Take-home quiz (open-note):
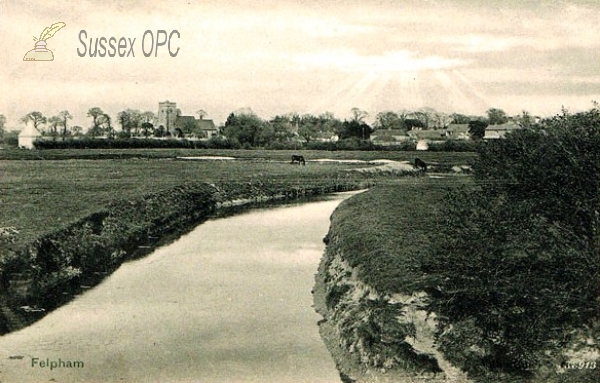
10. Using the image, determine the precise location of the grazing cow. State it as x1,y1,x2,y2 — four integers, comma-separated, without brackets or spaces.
291,155,306,165
414,158,427,171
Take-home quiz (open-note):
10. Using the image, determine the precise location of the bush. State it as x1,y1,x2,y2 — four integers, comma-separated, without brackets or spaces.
33,138,208,150
421,107,600,375
265,141,303,150
428,139,480,152
1,131,18,148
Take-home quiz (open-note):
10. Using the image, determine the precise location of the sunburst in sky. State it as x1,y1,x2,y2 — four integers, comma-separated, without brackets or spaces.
1,0,600,128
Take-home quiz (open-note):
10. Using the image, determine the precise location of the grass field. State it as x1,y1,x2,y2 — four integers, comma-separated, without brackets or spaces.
0,159,354,248
0,147,477,164
0,149,475,250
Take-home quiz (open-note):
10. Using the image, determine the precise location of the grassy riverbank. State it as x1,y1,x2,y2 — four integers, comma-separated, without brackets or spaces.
314,177,470,383
315,178,597,383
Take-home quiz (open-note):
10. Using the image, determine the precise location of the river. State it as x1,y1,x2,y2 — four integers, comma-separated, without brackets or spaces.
0,191,360,383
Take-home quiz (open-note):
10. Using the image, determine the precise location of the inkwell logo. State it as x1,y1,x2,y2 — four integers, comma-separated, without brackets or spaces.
23,22,66,61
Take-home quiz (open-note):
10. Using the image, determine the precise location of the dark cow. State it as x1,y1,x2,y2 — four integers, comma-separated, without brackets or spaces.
291,155,306,165
414,158,427,171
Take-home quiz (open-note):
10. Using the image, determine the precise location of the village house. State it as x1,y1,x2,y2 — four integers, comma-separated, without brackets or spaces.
18,123,41,149
484,122,521,140
444,124,470,140
370,129,410,145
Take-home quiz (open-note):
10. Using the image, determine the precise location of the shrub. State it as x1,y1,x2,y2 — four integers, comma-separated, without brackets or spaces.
421,107,600,375
428,140,480,152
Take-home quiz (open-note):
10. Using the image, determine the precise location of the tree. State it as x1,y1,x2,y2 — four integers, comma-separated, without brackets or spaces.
320,112,342,138
339,119,373,140
101,114,114,139
21,111,46,132
351,107,368,123
71,125,83,137
87,107,105,137
404,118,426,131
374,111,405,131
487,108,509,125
422,106,600,375
223,111,269,147
47,115,61,140
450,113,470,124
432,112,452,129
117,111,130,136
58,110,72,141
154,125,165,137
117,109,141,137
413,107,438,129
468,120,488,140
514,110,536,128
141,111,156,124
140,122,154,137
268,115,295,142
0,114,6,138
297,114,321,143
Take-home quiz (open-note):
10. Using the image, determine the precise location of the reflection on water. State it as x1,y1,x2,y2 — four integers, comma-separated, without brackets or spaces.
0,191,362,383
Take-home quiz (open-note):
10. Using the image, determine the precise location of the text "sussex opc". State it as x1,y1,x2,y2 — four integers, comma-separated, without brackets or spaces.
77,30,180,58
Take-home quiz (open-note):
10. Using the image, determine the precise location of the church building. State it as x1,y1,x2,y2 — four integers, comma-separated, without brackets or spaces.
157,101,218,139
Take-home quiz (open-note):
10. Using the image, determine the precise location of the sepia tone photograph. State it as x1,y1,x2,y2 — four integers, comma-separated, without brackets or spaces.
0,0,598,382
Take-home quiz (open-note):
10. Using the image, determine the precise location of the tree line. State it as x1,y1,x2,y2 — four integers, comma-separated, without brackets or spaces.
1,106,540,148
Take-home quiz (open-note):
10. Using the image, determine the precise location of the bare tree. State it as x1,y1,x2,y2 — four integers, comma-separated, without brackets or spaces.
87,107,105,137
351,107,368,122
59,110,72,140
20,111,46,132
0,114,6,138
101,114,114,139
47,115,61,140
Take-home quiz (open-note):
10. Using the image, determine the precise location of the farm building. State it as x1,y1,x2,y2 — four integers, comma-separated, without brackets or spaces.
416,139,429,151
370,129,409,145
18,124,41,149
484,122,521,139
408,129,447,140
444,124,470,139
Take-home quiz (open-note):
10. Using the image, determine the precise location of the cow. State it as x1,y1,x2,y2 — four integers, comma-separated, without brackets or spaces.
291,155,306,165
414,158,427,171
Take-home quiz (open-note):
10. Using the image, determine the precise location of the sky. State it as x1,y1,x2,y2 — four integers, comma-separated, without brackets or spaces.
1,0,599,129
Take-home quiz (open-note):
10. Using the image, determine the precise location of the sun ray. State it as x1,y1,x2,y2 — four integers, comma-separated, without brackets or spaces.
308,74,365,115
433,70,479,112
449,69,490,112
315,71,380,117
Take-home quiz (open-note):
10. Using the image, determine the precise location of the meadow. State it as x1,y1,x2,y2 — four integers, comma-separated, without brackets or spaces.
0,149,475,249
0,147,476,163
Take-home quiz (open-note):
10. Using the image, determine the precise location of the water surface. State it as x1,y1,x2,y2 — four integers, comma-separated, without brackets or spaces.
0,192,360,383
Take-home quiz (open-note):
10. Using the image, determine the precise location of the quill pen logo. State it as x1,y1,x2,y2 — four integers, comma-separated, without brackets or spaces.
23,22,66,61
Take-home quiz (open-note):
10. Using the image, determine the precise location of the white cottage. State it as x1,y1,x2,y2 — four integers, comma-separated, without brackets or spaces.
18,124,41,149
416,139,429,151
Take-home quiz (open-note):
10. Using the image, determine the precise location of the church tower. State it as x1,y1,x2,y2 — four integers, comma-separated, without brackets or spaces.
157,101,178,132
